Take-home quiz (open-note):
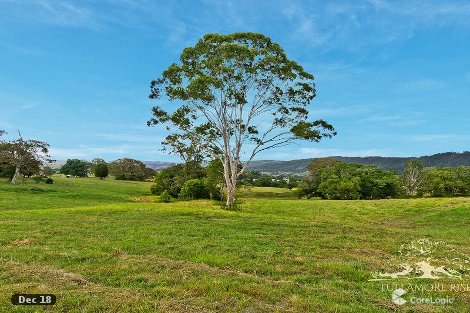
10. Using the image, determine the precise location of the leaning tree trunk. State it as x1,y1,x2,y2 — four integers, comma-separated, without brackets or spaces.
10,166,20,185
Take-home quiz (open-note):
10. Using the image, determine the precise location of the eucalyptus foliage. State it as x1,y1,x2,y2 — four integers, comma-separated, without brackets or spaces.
148,33,335,207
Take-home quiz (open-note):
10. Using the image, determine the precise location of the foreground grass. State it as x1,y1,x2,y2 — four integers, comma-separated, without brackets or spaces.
0,177,469,312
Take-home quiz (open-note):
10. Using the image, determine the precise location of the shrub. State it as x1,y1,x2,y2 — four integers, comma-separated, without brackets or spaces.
207,185,222,201
45,177,54,184
32,176,44,183
159,190,172,203
150,184,161,195
179,179,209,199
151,164,185,197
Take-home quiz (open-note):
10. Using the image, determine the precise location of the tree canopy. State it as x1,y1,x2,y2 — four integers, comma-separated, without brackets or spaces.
94,163,109,180
403,159,424,196
109,158,154,181
89,158,107,175
148,32,335,207
0,131,52,184
297,160,403,200
60,159,90,177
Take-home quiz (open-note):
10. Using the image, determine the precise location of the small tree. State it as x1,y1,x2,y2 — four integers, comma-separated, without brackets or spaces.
403,159,424,196
60,159,90,177
94,163,109,180
148,32,335,208
109,158,152,181
89,158,106,175
0,131,52,184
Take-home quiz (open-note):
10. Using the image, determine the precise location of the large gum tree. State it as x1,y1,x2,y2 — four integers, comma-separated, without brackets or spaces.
148,33,336,208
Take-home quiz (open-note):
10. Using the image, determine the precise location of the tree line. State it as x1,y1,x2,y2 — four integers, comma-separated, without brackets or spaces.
296,158,470,199
150,159,303,202
0,131,156,183
58,158,155,181
151,160,223,201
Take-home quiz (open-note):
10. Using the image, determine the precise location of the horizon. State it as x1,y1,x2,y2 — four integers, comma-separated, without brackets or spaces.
47,150,469,164
1,1,469,161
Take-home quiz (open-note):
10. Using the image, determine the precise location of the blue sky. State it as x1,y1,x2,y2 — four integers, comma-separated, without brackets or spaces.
0,0,469,162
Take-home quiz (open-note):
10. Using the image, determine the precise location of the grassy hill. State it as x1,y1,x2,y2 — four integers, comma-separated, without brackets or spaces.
0,178,469,312
246,151,470,174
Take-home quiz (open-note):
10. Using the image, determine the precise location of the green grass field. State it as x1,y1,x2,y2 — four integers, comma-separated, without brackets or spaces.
1,177,469,312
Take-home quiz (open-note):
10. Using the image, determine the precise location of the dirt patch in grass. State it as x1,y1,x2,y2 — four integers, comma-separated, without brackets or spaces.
130,196,156,203
118,252,292,286
7,260,93,287
3,260,158,311
11,237,36,246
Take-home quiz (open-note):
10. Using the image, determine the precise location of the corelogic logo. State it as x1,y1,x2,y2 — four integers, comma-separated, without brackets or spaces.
391,288,454,306
370,238,470,281
392,288,407,305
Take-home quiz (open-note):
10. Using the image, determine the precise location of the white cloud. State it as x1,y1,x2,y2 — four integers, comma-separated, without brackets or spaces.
0,30,44,55
312,104,372,118
95,134,163,144
3,0,470,53
0,0,100,29
280,2,341,48
368,0,470,23
397,79,448,92
276,0,470,52
0,91,42,124
362,112,426,126
49,143,167,161
49,148,89,159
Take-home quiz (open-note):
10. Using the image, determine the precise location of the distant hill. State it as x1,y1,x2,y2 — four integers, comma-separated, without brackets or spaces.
48,152,470,174
245,152,470,174
142,161,174,170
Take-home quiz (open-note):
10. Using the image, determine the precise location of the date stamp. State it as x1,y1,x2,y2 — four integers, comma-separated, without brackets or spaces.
11,294,56,305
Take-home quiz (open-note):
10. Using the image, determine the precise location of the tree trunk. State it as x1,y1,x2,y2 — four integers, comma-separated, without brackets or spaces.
11,166,20,184
225,179,236,208
225,158,239,209
225,187,235,209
